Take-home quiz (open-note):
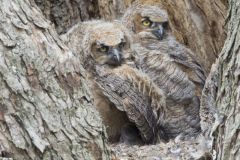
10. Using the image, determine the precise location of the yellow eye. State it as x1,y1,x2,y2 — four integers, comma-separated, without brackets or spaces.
99,46,108,52
142,20,151,26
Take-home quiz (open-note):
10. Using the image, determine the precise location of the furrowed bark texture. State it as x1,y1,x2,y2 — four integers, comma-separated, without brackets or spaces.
34,0,100,34
34,0,133,34
200,0,240,159
0,0,110,159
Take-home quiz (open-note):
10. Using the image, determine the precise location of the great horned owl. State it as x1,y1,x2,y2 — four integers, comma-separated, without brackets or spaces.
63,20,166,143
121,4,206,140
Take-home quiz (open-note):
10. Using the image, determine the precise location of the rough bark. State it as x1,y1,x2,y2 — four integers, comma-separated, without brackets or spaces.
34,0,100,34
0,0,110,159
200,0,240,159
34,0,135,34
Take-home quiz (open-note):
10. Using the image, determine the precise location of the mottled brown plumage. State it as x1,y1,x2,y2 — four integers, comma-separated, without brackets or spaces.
122,4,206,140
63,20,166,143
96,64,166,142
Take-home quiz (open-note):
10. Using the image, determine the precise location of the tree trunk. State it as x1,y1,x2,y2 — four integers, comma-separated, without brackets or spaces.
34,0,100,34
200,0,240,159
0,0,110,159
34,0,133,34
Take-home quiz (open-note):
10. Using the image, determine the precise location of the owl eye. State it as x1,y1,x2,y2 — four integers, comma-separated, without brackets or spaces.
142,19,152,27
99,46,109,52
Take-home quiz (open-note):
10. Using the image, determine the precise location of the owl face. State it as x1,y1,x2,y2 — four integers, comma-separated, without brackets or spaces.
91,36,128,66
83,22,132,67
132,6,169,40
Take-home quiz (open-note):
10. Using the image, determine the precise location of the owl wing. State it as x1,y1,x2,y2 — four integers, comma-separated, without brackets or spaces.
168,47,206,88
144,36,206,88
135,49,195,103
133,49,202,138
95,65,166,143
135,47,202,138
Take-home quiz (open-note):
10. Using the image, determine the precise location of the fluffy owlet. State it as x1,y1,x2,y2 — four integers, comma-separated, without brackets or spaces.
121,4,206,140
63,20,166,143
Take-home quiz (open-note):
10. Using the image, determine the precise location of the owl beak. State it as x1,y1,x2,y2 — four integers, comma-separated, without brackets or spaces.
108,48,122,66
152,24,164,40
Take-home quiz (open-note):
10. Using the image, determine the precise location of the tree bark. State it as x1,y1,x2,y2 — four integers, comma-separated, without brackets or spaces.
34,0,100,34
0,0,110,159
200,0,240,159
34,0,133,34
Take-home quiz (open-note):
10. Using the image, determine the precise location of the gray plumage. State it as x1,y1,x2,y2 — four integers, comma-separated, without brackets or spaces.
122,4,206,140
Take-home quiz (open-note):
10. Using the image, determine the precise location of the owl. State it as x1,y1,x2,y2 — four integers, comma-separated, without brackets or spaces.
63,20,166,143
121,4,207,140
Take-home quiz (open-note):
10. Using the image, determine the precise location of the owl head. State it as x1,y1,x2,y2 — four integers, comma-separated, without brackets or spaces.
122,5,169,40
82,21,134,69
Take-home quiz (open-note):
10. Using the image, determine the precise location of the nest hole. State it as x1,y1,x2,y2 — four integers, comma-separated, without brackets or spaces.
106,105,143,145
